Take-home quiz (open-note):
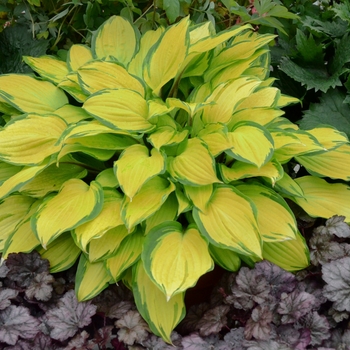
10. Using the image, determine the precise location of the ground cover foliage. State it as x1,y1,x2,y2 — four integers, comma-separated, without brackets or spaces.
0,216,350,349
1,0,350,348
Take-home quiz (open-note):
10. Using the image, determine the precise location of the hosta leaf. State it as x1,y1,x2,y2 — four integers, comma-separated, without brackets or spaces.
31,179,104,248
54,105,91,124
167,138,220,186
0,158,53,200
23,56,69,84
128,27,164,78
57,143,115,162
2,215,40,260
67,44,93,71
92,15,137,66
143,16,190,95
189,24,251,54
184,184,213,213
0,74,68,113
114,145,165,200
271,172,304,198
83,89,153,133
106,228,144,282
95,168,119,188
227,122,274,168
147,126,189,151
236,183,297,242
75,254,111,301
87,225,130,262
200,78,260,125
144,193,178,234
72,188,123,252
132,260,185,343
262,231,310,271
0,305,40,345
142,222,213,299
58,73,88,102
296,144,350,181
193,185,262,258
0,194,35,250
290,176,350,221
20,163,87,198
236,87,280,109
78,60,145,96
306,127,348,150
209,244,241,272
230,108,283,127
0,114,67,165
0,162,21,183
46,289,97,341
219,160,283,184
37,232,81,273
121,176,176,231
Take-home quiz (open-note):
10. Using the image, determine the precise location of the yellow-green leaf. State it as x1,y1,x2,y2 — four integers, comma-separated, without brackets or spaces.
23,56,69,84
83,89,153,133
227,122,274,168
87,225,130,262
219,160,283,184
263,231,309,271
143,17,190,95
209,244,241,272
144,193,178,234
270,171,304,198
142,222,213,300
37,232,81,273
184,184,213,213
0,158,53,200
230,108,283,127
290,176,350,221
31,179,104,248
296,144,350,181
67,44,93,71
0,194,36,250
95,168,119,188
0,74,68,113
132,260,185,343
0,114,67,165
57,144,115,162
75,254,111,301
121,176,176,231
54,105,91,124
73,189,123,252
306,127,348,150
167,138,220,186
114,145,165,200
106,228,144,282
20,163,87,198
92,15,137,66
236,183,297,242
147,126,189,151
78,60,145,96
193,185,262,258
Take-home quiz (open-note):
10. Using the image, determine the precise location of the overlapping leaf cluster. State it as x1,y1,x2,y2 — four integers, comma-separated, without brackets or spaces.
1,15,350,342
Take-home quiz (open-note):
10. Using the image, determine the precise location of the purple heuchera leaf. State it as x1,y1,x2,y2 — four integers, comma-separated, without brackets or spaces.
325,215,350,238
107,300,135,319
243,338,293,350
278,291,316,324
197,305,230,337
298,311,330,345
255,261,297,297
245,305,273,340
178,303,210,334
222,328,245,349
64,330,96,350
226,267,270,310
322,256,350,312
115,310,149,345
309,232,348,265
0,305,40,345
25,272,54,301
45,290,97,341
6,332,57,350
142,332,182,350
276,325,311,350
6,251,49,288
182,333,221,350
0,262,9,278
0,288,18,310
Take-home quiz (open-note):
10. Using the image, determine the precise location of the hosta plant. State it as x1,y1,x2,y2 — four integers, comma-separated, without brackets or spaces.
1,15,350,343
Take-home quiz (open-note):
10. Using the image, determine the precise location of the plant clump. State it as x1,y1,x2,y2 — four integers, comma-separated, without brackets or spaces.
1,15,350,342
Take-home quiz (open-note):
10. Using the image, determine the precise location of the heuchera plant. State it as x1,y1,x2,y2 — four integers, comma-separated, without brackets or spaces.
1,15,350,342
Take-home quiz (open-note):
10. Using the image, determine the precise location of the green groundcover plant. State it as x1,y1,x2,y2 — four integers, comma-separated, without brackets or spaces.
1,15,350,343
